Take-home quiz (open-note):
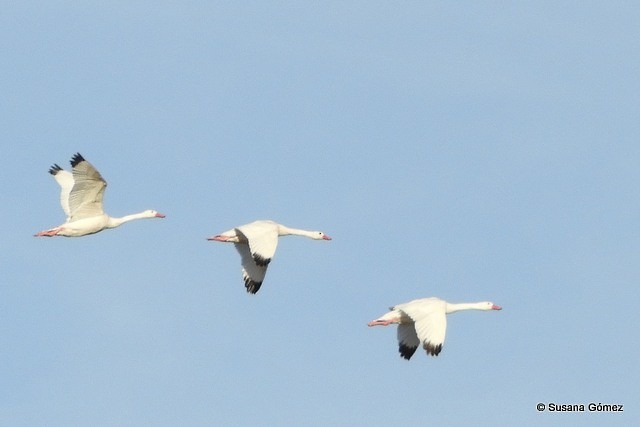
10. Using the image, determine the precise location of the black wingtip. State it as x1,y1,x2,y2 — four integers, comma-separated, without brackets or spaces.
244,277,263,294
424,342,442,356
399,344,418,360
48,164,63,175
70,152,85,167
253,254,271,267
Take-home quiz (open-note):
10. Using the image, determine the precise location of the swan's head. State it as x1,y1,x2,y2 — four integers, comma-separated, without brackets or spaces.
313,231,332,240
483,301,502,311
144,210,166,218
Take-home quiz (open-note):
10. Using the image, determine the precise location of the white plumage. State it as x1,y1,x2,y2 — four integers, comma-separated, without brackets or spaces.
368,297,502,359
35,153,165,237
208,220,331,294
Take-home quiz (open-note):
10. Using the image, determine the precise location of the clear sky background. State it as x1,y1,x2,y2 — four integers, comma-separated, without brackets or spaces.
1,2,638,426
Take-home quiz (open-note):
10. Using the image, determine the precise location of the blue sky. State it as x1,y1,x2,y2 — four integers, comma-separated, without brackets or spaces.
1,2,638,426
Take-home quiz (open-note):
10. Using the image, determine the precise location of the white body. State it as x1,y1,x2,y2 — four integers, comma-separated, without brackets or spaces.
208,220,331,294
368,297,502,359
35,153,165,237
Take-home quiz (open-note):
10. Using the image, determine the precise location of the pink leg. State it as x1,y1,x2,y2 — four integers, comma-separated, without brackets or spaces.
34,227,61,237
367,318,399,327
208,235,230,242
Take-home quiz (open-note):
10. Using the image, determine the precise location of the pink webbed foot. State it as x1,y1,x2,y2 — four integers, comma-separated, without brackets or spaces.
207,235,230,242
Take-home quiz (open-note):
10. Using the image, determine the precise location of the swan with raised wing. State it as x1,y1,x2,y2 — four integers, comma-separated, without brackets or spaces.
35,153,165,237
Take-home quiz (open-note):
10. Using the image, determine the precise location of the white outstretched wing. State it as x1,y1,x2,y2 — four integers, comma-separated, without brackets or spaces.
68,153,107,221
237,221,279,266
400,298,447,356
48,164,74,221
234,243,268,294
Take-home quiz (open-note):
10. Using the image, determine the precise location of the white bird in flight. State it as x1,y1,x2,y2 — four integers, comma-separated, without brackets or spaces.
35,153,165,237
208,220,332,294
368,297,502,359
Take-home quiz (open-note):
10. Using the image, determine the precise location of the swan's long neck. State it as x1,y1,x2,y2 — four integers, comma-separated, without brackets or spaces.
277,225,316,238
107,212,151,228
445,302,487,314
